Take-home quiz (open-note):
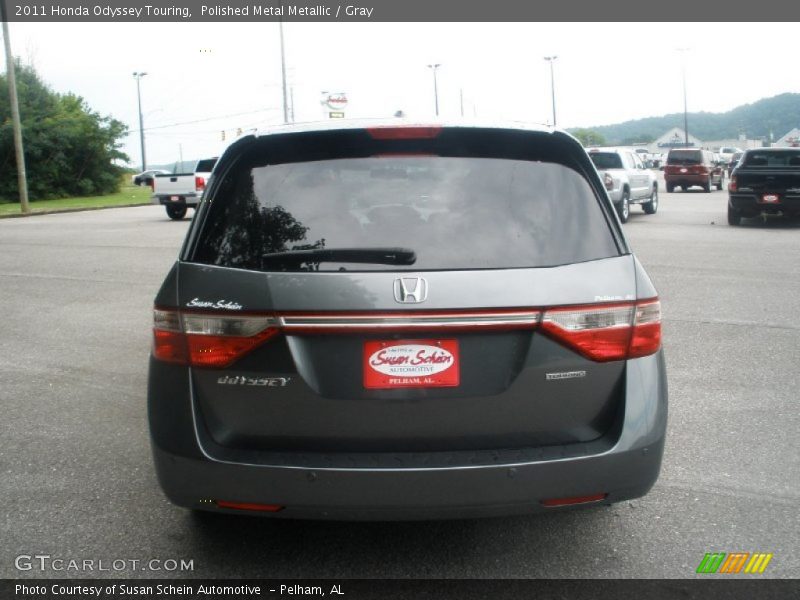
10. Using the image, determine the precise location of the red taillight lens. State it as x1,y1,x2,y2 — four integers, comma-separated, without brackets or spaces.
540,299,661,362
728,175,737,192
153,309,279,368
366,125,443,140
603,172,614,191
195,176,206,191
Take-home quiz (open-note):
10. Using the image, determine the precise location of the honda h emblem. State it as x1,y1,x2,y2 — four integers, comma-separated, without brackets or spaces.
393,277,428,304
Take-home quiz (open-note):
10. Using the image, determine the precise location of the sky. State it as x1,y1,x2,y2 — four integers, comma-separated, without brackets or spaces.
2,21,799,169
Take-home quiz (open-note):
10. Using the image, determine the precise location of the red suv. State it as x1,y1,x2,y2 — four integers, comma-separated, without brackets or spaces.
664,149,725,193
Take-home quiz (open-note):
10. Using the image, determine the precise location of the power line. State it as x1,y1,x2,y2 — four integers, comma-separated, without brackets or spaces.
129,107,280,133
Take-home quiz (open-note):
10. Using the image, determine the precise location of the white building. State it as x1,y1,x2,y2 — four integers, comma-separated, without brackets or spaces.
649,128,703,152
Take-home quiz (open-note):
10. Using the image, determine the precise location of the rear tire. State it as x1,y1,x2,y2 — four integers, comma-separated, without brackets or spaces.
716,176,724,191
728,205,742,226
703,177,712,193
166,205,187,220
617,190,630,224
666,183,675,193
643,186,659,214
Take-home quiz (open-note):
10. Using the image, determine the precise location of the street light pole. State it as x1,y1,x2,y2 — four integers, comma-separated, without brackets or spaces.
543,56,558,127
132,72,147,171
279,19,289,123
677,48,690,146
1,9,30,214
427,64,441,116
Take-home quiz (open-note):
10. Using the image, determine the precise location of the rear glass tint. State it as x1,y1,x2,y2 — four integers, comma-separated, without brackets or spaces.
192,156,619,272
196,158,218,173
742,151,800,167
668,150,703,165
589,152,624,170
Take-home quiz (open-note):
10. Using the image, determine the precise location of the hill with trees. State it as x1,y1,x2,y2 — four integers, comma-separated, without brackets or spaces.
569,93,800,145
0,61,128,201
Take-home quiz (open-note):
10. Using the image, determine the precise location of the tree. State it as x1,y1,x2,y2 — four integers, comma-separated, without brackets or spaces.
570,128,606,147
0,61,129,200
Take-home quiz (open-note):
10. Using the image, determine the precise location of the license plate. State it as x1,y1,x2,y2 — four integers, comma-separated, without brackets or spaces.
170,195,180,202
364,339,460,389
680,168,688,173
761,193,779,203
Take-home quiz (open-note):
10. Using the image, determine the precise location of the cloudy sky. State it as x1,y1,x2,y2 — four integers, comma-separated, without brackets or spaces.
3,21,798,168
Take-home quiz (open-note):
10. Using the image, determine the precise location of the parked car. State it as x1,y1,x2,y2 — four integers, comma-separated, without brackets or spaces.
132,169,169,187
664,148,725,192
716,146,744,164
728,147,800,225
151,158,218,220
588,147,659,223
148,121,667,520
727,151,744,176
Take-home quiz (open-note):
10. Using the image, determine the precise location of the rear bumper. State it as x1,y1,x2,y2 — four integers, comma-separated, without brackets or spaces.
665,174,710,188
729,193,800,216
152,194,200,207
149,352,668,520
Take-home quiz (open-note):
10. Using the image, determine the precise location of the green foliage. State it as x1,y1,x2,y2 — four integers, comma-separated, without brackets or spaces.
0,61,129,201
570,93,800,145
570,128,606,147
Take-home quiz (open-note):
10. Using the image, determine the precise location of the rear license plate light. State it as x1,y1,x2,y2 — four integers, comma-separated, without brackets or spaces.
364,339,460,389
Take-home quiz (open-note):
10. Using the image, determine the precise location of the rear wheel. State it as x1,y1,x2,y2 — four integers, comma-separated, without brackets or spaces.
666,183,675,193
715,175,724,190
703,177,712,193
617,190,630,223
166,205,187,220
643,186,659,214
727,205,742,226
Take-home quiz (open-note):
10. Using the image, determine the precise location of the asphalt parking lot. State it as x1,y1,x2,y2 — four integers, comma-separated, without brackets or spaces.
1,183,798,579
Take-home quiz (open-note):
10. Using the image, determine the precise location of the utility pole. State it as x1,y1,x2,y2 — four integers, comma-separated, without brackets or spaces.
279,19,289,123
133,72,147,171
1,10,30,214
460,88,464,117
677,48,690,146
427,64,441,116
543,56,558,127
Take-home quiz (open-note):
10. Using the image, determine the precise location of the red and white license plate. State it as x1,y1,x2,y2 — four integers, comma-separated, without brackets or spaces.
363,339,460,389
170,195,181,202
761,193,780,203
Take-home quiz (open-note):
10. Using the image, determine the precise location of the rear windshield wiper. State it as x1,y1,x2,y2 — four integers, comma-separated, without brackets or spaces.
262,247,416,266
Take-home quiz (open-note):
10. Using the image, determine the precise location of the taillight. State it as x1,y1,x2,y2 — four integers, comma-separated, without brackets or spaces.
603,172,614,191
149,178,155,192
195,176,206,191
153,309,279,368
729,175,737,192
540,299,661,362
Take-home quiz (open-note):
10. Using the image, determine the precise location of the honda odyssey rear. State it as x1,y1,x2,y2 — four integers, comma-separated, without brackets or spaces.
148,121,667,520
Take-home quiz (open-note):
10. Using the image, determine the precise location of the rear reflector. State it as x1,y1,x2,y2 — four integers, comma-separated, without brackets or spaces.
215,500,284,513
366,125,443,140
541,493,607,507
540,299,661,362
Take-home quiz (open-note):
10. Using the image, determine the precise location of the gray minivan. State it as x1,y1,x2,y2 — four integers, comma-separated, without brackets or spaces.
148,121,667,520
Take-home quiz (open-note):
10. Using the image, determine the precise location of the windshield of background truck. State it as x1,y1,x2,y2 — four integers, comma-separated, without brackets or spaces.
589,152,624,170
192,156,619,272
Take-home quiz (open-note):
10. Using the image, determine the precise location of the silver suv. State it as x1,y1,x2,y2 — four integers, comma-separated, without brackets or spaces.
588,148,659,223
148,122,667,520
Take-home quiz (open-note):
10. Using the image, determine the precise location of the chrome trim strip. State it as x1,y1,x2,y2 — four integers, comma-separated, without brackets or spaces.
280,312,541,329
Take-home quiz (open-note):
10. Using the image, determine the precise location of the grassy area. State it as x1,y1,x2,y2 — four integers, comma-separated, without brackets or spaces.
0,183,152,216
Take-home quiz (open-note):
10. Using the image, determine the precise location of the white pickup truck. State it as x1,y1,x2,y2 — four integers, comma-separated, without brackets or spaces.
587,147,659,223
151,157,218,220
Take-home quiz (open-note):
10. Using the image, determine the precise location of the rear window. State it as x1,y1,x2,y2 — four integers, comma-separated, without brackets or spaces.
589,152,624,170
192,156,619,272
667,150,703,165
742,151,800,167
196,158,218,173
